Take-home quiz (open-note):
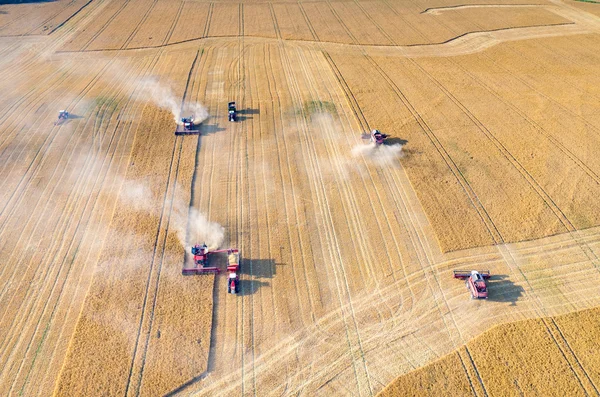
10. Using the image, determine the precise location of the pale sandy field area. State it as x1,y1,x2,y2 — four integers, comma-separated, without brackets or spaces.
0,0,600,396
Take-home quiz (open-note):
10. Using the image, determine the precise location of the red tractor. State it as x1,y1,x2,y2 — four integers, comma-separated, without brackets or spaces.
183,244,240,294
454,270,490,299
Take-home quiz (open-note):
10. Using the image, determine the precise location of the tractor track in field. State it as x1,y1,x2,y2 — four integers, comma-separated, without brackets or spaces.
162,0,184,46
362,54,504,245
121,0,157,50
550,318,600,395
0,50,155,390
24,0,90,36
463,346,489,397
409,56,577,234
0,52,148,393
123,49,201,396
286,42,376,395
203,3,214,38
456,350,479,397
80,0,132,51
0,62,110,236
540,317,591,395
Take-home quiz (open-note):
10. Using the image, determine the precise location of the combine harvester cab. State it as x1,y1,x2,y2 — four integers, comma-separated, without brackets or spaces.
370,129,389,145
175,116,200,135
55,110,69,125
453,270,491,299
182,244,220,275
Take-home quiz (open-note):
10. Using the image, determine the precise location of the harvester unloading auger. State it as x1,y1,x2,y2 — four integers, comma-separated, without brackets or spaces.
183,243,240,294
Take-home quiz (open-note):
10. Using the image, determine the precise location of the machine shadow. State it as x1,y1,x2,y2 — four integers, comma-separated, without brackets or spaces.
487,275,525,305
387,137,408,145
238,258,276,296
200,123,225,135
235,108,259,122
238,108,259,115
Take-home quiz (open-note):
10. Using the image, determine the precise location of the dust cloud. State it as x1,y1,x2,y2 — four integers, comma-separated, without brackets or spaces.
351,141,404,167
139,77,209,125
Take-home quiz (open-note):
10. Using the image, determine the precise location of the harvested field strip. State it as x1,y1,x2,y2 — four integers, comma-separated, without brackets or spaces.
380,307,600,397
129,50,203,397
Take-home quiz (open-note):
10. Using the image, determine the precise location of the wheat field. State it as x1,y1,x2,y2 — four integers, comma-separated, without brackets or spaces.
0,0,600,395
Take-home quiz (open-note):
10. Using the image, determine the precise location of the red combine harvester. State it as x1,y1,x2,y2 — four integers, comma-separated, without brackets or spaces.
55,110,69,125
371,129,389,145
183,243,240,294
175,116,200,135
453,270,491,299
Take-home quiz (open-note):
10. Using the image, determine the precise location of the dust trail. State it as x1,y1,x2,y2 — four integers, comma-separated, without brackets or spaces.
351,141,404,167
185,207,225,251
139,77,209,125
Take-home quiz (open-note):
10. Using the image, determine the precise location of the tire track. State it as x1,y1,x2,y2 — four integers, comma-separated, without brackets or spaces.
0,53,149,394
322,52,467,347
80,0,132,51
361,54,504,244
125,49,201,396
409,57,576,233
121,0,158,50
162,0,184,46
278,42,374,395
203,3,214,38
463,347,489,397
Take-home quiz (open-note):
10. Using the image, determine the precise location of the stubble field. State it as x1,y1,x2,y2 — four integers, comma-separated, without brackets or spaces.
0,0,600,396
